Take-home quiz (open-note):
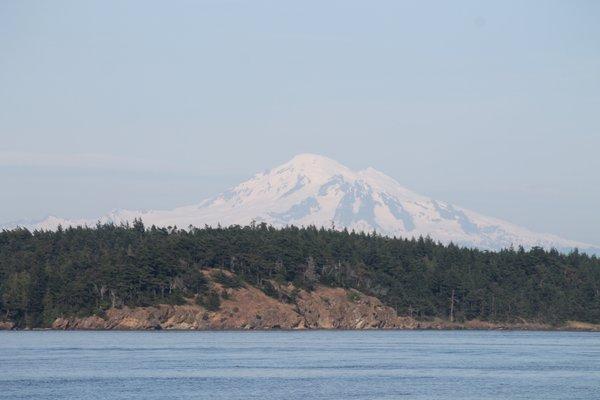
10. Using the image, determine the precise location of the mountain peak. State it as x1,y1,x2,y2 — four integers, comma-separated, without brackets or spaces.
283,153,349,172
269,153,355,184
288,153,335,164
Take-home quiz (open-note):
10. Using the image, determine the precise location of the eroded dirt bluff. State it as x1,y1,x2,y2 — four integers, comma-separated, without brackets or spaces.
51,279,417,330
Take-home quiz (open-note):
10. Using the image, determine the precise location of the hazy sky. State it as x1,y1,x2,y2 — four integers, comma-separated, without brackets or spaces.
1,1,599,245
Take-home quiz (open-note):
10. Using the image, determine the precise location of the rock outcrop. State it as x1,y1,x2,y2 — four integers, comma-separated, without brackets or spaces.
51,282,417,330
0,321,15,330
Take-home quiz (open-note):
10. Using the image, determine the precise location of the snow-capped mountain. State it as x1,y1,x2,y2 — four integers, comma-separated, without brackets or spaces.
6,154,599,254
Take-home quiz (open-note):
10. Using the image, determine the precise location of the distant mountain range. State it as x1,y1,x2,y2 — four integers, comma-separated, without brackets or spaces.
4,153,599,254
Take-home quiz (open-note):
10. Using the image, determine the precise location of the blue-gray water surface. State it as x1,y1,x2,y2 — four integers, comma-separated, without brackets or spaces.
1,330,599,399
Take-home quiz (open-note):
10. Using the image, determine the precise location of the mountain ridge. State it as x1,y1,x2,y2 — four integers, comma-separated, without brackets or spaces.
4,153,599,254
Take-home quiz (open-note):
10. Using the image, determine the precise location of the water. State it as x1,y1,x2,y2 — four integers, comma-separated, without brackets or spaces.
0,331,599,399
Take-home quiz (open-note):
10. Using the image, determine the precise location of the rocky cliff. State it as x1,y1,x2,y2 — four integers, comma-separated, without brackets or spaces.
51,279,416,330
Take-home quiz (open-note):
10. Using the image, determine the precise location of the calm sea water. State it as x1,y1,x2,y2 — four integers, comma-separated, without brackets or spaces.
0,330,599,399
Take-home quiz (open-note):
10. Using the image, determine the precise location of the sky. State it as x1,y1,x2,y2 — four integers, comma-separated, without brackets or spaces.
1,0,599,245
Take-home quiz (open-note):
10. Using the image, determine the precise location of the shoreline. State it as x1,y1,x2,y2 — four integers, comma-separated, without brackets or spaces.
3,320,600,332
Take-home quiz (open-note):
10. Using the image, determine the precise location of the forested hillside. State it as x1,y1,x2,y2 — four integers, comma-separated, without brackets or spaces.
1,221,599,328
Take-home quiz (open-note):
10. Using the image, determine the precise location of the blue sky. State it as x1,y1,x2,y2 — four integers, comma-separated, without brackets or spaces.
1,1,599,244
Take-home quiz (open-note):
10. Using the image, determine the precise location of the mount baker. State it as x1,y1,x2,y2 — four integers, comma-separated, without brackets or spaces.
6,154,599,254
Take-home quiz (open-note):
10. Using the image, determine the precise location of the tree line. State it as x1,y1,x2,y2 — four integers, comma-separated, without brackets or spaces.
1,221,599,328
